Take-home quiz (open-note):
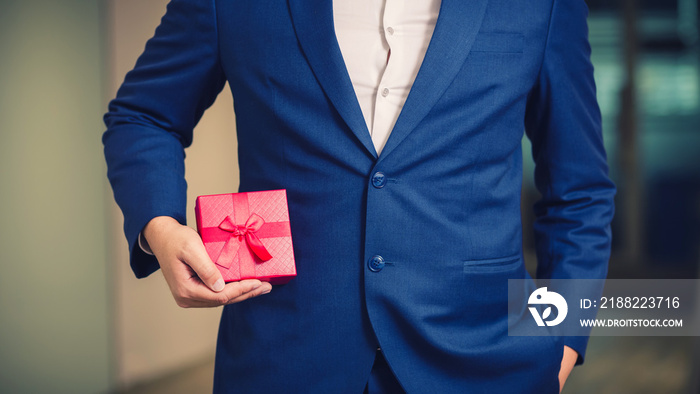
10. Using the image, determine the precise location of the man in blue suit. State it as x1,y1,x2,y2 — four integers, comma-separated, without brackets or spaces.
104,0,615,392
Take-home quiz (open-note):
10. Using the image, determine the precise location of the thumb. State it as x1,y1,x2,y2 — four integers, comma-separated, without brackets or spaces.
183,234,226,292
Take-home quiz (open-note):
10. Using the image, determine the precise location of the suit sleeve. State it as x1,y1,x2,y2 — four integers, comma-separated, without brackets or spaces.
103,0,226,278
524,0,616,364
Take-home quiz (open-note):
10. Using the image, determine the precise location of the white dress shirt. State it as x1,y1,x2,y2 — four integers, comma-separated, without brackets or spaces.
139,0,441,253
333,0,441,155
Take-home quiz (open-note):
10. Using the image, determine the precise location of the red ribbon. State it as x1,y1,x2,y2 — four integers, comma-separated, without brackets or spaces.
215,213,273,268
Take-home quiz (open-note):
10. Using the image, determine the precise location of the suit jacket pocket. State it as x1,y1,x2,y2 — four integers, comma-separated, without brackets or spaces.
471,32,524,53
463,253,521,274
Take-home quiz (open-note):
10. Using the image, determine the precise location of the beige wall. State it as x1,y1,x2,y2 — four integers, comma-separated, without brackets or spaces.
0,1,239,392
107,0,239,389
0,1,111,393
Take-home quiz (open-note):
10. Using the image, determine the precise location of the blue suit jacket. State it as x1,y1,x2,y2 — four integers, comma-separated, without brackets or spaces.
104,0,615,392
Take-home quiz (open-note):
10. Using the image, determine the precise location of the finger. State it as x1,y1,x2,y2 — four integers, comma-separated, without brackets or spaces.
224,281,272,305
188,281,272,308
176,279,268,308
179,232,226,292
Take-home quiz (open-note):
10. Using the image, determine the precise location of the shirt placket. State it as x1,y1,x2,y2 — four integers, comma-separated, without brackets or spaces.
371,0,404,155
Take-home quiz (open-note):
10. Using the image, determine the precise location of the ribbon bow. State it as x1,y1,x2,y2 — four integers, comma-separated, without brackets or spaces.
215,213,273,268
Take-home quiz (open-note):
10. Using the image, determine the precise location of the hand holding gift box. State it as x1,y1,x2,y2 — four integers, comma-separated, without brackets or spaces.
195,190,296,285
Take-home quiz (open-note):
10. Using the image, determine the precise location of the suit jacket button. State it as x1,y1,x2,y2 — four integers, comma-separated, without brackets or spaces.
371,172,386,188
368,255,385,272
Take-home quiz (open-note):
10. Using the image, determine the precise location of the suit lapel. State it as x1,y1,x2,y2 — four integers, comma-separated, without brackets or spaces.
378,0,490,161
288,0,490,162
288,0,378,158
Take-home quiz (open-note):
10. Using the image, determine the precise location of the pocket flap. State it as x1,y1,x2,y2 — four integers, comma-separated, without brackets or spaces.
463,253,521,273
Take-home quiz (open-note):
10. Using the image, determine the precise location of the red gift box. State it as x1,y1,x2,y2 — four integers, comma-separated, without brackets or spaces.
195,190,296,285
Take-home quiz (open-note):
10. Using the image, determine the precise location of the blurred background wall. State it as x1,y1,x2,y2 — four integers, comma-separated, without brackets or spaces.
0,0,698,393
523,0,700,392
0,1,111,393
1,0,237,392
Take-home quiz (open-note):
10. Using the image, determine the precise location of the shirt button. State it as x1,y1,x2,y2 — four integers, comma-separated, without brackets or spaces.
381,88,390,97
371,172,386,188
387,26,395,35
368,255,385,272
